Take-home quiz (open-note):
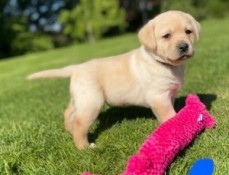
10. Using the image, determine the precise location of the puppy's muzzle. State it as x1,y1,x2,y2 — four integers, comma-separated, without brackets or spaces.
177,42,189,54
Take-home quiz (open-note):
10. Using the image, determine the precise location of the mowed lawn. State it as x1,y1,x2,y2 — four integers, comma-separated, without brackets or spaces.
0,18,228,175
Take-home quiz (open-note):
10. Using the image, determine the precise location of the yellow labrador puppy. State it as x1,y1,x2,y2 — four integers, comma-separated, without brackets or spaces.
28,11,201,149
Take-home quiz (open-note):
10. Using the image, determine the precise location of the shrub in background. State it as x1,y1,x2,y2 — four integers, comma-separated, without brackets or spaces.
11,23,54,56
162,0,229,20
59,0,126,43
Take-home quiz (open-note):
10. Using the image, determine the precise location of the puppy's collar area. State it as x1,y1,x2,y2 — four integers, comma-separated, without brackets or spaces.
141,46,175,67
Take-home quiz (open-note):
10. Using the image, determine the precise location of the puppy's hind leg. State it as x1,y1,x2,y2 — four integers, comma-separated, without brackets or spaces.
71,91,104,150
64,100,74,132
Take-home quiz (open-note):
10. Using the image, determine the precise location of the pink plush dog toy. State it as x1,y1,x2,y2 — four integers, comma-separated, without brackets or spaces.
83,94,216,175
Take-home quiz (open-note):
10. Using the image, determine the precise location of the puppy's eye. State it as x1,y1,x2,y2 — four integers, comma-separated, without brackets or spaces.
162,33,171,39
186,29,192,35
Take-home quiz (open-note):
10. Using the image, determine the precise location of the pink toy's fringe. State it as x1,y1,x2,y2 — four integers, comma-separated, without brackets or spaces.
82,94,216,175
186,94,216,128
82,173,95,175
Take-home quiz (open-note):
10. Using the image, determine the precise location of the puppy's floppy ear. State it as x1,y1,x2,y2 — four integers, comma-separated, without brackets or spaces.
138,20,156,51
186,14,201,41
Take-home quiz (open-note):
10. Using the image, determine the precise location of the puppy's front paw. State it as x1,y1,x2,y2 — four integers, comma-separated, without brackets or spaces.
89,143,97,148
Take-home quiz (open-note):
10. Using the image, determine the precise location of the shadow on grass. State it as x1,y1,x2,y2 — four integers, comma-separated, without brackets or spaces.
89,93,217,143
89,106,154,142
174,93,217,111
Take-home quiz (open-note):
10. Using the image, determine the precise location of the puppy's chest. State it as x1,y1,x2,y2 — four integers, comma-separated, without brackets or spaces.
139,65,184,93
167,78,182,97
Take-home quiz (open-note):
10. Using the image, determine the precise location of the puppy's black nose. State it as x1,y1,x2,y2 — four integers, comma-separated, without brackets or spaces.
178,42,189,53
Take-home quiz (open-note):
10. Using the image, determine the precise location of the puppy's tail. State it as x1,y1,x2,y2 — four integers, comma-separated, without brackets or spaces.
27,65,77,80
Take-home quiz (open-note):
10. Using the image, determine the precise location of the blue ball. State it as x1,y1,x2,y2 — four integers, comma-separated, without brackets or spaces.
189,158,215,175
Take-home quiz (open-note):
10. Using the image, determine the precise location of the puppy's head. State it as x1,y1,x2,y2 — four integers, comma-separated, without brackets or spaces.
138,11,201,66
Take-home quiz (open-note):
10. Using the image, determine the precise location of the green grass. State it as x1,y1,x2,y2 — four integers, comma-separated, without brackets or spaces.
0,18,229,175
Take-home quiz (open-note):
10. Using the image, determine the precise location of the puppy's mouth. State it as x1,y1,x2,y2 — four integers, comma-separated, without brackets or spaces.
166,54,193,66
177,54,192,61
